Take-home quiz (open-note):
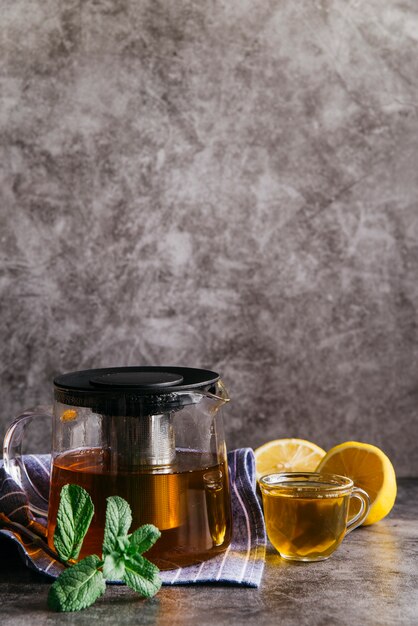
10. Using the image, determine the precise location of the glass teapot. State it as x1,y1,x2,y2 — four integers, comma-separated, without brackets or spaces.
3,366,232,569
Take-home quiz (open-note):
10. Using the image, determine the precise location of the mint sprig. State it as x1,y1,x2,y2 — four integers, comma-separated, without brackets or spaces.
48,486,162,612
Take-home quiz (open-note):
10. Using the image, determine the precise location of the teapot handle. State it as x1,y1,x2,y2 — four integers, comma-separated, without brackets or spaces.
3,406,52,518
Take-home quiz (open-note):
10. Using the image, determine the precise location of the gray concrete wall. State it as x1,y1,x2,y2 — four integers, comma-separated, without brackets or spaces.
1,1,417,475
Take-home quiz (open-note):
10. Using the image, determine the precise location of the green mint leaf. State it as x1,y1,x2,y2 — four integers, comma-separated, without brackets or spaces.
103,553,126,581
116,535,130,552
127,524,161,556
48,555,105,612
53,484,94,562
123,553,162,598
102,496,132,556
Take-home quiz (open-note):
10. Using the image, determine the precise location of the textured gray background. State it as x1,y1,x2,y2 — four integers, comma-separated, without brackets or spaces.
1,0,418,475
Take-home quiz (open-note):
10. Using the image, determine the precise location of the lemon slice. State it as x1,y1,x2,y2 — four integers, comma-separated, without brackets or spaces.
316,441,397,525
61,409,78,422
254,438,326,481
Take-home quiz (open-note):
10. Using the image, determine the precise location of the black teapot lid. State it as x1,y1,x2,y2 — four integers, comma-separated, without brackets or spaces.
53,366,220,416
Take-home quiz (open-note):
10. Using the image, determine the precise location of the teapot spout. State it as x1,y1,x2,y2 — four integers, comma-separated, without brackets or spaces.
205,379,230,406
173,379,230,412
199,379,230,415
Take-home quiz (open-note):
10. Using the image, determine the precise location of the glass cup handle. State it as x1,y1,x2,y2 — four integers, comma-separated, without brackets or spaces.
3,406,52,518
346,487,371,534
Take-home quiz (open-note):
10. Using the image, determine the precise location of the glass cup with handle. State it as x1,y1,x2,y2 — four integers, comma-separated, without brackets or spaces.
259,471,370,562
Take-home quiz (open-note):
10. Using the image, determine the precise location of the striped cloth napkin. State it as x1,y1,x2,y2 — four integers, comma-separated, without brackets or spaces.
0,449,265,587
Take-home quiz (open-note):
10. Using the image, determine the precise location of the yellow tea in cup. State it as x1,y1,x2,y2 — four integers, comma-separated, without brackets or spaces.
259,472,370,562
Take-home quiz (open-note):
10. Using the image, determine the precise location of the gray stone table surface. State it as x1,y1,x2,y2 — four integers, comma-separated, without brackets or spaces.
0,478,417,626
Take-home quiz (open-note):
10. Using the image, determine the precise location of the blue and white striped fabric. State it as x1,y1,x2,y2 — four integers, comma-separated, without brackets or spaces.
0,449,266,587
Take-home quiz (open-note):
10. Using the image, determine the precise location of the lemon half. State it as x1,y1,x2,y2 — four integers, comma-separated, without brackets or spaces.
316,441,397,525
254,438,326,482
